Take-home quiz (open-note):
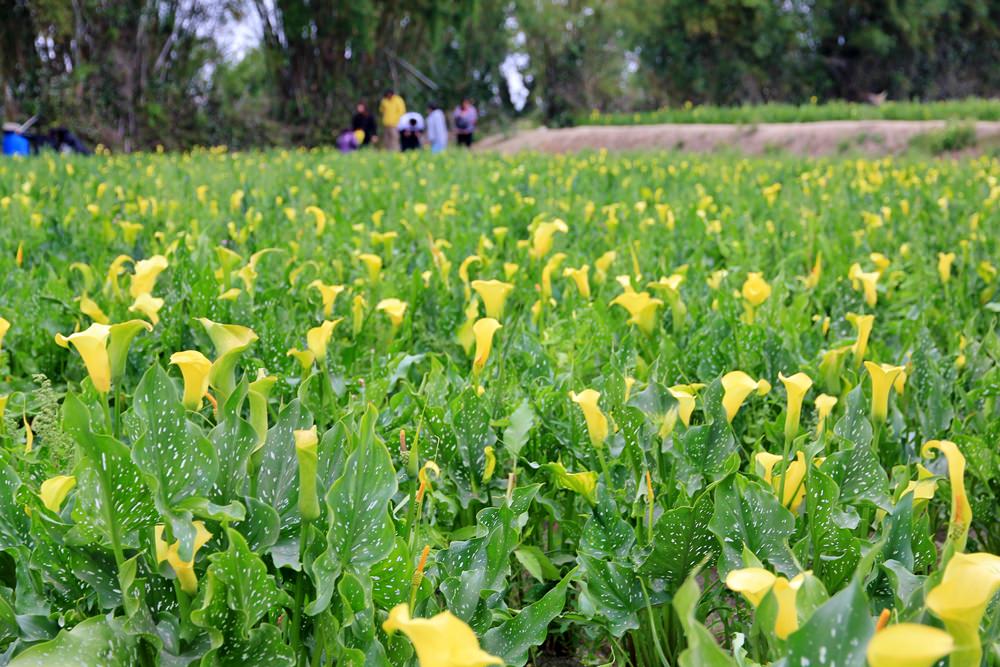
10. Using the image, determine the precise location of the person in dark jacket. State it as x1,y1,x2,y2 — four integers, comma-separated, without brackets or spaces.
351,102,378,147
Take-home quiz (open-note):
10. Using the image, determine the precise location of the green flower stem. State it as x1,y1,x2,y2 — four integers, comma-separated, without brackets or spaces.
290,522,309,663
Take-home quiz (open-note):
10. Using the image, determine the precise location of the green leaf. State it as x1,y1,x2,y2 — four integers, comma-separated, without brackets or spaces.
208,389,258,504
307,407,396,615
709,475,798,577
580,494,635,560
370,538,410,608
833,385,873,449
578,553,643,637
514,546,560,583
482,569,575,667
255,399,313,534
805,465,861,591
638,492,717,594
0,465,29,550
9,615,142,666
672,569,737,667
130,365,218,560
822,441,891,511
784,579,874,667
63,393,157,546
206,529,292,634
502,399,535,459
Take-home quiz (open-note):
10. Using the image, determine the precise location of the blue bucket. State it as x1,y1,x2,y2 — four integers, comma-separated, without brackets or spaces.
3,132,30,156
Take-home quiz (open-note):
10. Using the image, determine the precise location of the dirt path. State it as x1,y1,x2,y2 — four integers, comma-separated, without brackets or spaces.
477,120,1000,156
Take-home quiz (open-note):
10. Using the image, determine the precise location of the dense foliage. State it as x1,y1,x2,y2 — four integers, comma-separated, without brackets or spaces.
3,0,1000,145
0,148,999,666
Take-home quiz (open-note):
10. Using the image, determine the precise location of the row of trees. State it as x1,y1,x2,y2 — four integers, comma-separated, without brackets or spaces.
2,0,999,149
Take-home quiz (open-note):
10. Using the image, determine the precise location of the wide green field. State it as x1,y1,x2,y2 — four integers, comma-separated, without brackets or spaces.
0,148,998,666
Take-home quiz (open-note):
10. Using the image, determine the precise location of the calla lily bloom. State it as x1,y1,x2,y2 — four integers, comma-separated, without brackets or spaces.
804,253,822,289
779,372,812,442
383,604,502,667
847,312,874,366
540,253,566,299
926,552,1000,667
305,205,326,235
937,252,956,284
471,280,514,319
721,371,770,422
39,475,76,513
352,294,367,336
648,274,687,329
503,262,519,281
866,623,954,667
308,280,346,317
0,317,9,357
154,521,213,595
741,272,771,307
248,372,276,450
376,298,408,331
725,568,806,639
197,318,258,397
563,265,591,299
529,219,568,260
359,253,383,284
79,295,110,324
849,263,880,307
668,384,700,427
287,348,315,373
869,252,891,274
921,440,972,557
610,291,663,335
129,292,164,325
170,350,212,410
294,427,320,521
472,318,502,372
594,250,616,283
864,361,905,423
814,393,837,436
459,255,482,299
756,450,809,510
214,246,242,287
569,389,609,448
55,320,153,394
129,255,169,298
306,319,342,365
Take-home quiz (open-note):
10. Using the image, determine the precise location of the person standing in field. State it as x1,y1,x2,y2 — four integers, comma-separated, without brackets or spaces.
397,111,425,152
351,102,377,147
453,98,478,148
426,103,448,153
379,89,406,151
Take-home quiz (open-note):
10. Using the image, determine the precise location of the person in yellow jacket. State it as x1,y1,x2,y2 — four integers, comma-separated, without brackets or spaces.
379,89,406,151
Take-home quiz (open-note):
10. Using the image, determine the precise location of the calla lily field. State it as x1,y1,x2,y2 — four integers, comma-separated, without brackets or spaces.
0,148,999,666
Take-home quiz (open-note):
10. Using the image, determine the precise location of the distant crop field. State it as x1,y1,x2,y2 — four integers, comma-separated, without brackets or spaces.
0,148,998,666
581,97,1000,125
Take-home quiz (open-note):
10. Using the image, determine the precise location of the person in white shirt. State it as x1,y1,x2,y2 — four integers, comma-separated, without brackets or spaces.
396,111,425,152
426,103,448,153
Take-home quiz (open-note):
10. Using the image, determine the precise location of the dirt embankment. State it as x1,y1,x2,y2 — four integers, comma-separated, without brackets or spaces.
477,120,1000,156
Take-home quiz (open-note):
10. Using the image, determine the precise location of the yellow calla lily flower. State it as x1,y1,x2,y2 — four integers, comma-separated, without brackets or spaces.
79,295,110,324
529,219,568,260
563,265,591,299
197,318,258,397
937,252,956,284
352,294,367,336
471,280,514,319
129,255,168,298
814,393,837,436
725,568,806,639
869,252,891,275
459,255,482,299
721,371,769,422
308,280,346,317
472,318,502,372
926,552,1000,667
214,246,243,286
540,253,566,300
804,253,822,289
376,298,408,331
154,521,213,595
306,319,342,365
921,440,972,556
0,395,8,422
39,475,76,513
382,604,502,667
294,427,320,521
864,361,905,423
849,262,880,307
668,384,699,427
287,347,315,372
847,312,874,366
610,291,663,335
305,205,327,236
104,254,133,299
129,292,164,326
55,320,153,394
503,262,519,281
169,350,212,411
779,372,812,442
0,317,9,357
594,250,616,283
756,450,809,510
741,272,771,307
569,389,609,448
866,623,954,667
248,372,276,450
359,253,383,284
